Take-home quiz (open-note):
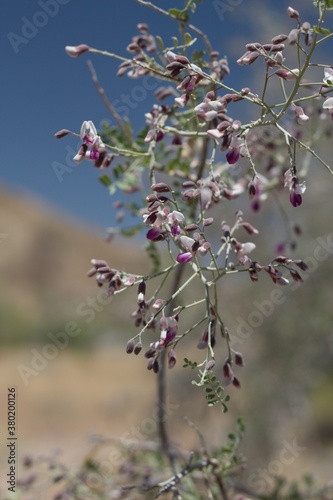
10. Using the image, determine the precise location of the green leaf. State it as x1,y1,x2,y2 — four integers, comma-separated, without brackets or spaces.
191,49,205,66
313,25,331,35
169,8,189,22
171,36,179,47
155,35,164,51
221,403,229,413
184,32,192,45
99,174,112,187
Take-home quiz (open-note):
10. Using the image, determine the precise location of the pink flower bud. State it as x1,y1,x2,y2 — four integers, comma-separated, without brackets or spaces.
275,68,299,80
126,339,135,354
168,349,177,369
65,44,90,57
271,34,288,44
205,359,216,371
234,352,245,366
176,252,193,263
151,182,171,193
54,129,70,139
134,342,142,355
232,377,241,388
287,6,299,18
288,28,300,45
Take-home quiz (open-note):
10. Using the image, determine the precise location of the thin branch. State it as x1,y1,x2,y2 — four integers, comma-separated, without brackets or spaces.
275,122,333,174
87,60,133,144
134,0,213,53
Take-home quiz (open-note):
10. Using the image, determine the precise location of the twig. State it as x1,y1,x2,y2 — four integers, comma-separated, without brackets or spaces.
134,0,213,54
157,263,185,473
86,60,133,144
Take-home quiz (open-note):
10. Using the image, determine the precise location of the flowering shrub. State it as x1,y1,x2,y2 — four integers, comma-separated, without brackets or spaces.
53,0,333,497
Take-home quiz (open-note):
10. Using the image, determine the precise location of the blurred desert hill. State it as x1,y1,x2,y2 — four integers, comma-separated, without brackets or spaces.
0,184,149,344
1,182,333,493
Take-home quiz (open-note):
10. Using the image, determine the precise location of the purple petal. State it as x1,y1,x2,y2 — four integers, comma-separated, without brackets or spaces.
176,252,193,263
146,227,161,240
290,192,302,207
164,328,177,346
171,225,181,237
89,150,100,161
226,148,240,165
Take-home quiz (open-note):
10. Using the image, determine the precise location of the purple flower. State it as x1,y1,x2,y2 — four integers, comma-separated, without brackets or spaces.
290,192,302,207
176,252,193,263
144,105,167,142
73,121,105,165
226,147,240,164
284,168,306,207
146,227,163,240
150,316,179,349
167,210,184,237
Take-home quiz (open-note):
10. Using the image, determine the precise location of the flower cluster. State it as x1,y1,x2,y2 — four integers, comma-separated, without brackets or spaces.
117,23,156,78
87,259,135,295
55,121,114,169
74,121,114,168
165,50,204,107
284,168,306,207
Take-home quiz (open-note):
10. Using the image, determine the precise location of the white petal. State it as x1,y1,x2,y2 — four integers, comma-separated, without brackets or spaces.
73,153,84,163
323,67,333,85
207,129,223,140
323,97,333,109
180,235,194,249
241,242,256,254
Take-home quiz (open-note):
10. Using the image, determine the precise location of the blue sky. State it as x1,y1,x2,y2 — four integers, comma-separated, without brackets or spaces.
1,0,325,230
